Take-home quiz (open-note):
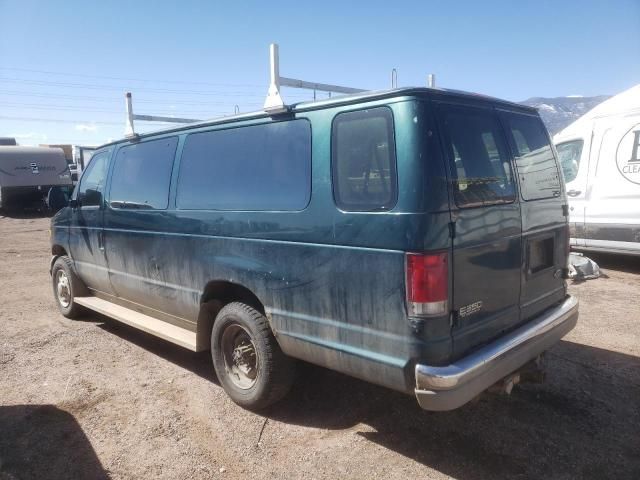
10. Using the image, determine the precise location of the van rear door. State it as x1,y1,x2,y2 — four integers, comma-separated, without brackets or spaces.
436,103,523,358
499,110,568,321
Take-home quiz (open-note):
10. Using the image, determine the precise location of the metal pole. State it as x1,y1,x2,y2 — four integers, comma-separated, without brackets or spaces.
427,74,436,88
125,92,135,137
264,43,286,112
391,69,398,89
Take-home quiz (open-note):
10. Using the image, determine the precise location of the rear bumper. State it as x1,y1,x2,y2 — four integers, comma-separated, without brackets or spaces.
414,295,578,411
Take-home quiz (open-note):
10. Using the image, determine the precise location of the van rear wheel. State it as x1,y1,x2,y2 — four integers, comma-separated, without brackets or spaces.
211,302,295,410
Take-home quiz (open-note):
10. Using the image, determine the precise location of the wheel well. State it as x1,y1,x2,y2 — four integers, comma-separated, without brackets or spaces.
52,245,67,256
196,281,266,351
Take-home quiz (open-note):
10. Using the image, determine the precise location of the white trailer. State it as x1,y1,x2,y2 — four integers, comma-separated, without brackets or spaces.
0,146,72,209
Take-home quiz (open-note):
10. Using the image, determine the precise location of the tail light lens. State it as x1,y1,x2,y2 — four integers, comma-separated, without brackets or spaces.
405,252,448,317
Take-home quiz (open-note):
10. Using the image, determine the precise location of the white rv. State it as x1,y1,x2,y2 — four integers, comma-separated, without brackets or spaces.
554,84,640,256
0,146,73,210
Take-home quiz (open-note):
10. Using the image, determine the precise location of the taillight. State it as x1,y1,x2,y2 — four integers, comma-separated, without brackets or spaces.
405,252,449,317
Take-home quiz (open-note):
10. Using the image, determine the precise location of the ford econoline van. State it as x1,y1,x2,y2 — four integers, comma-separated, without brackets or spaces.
554,84,640,256
50,88,578,411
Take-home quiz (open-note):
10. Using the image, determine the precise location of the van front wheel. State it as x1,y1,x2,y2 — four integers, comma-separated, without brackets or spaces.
51,256,87,319
211,302,295,410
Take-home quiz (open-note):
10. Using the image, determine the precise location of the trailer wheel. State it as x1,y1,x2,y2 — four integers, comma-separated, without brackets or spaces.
211,302,295,410
51,256,88,319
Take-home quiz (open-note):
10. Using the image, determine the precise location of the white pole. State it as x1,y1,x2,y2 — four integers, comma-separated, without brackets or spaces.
125,92,135,136
427,74,436,88
264,43,286,112
270,43,280,91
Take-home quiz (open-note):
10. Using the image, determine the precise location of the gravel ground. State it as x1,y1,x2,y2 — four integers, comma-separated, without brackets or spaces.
1,214,639,480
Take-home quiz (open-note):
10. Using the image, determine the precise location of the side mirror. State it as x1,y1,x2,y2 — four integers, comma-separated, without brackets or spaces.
82,188,103,207
46,186,70,212
69,198,79,209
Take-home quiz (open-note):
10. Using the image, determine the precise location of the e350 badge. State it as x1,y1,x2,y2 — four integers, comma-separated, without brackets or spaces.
459,301,482,318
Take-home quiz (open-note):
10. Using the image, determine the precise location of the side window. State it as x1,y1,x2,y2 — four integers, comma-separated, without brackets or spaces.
177,120,311,210
77,152,109,207
332,107,397,211
110,137,178,210
500,112,561,200
439,105,515,208
556,139,584,183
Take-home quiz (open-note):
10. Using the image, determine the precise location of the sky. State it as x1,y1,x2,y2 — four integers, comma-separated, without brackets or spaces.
1,0,639,146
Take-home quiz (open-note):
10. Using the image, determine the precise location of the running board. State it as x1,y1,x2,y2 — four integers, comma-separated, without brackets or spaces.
74,296,197,351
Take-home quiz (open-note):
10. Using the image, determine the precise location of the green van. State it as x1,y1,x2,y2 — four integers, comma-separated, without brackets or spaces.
50,87,578,411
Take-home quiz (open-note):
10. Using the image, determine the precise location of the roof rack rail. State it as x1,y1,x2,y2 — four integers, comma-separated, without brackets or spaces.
263,43,367,114
122,43,438,137
124,92,203,138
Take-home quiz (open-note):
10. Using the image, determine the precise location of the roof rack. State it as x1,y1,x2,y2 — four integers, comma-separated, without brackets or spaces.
263,43,367,113
125,92,202,138
263,43,436,113
123,43,438,137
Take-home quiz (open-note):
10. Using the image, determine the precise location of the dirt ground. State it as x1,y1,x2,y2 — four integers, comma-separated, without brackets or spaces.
1,214,639,480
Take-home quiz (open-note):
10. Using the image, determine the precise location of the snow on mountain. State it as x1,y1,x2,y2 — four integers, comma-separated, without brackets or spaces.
519,95,611,135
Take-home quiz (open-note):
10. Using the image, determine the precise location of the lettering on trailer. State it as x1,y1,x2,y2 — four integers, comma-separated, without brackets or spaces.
13,164,56,174
617,127,640,185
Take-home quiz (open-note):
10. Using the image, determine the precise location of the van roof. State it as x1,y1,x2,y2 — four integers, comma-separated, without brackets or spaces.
100,87,537,149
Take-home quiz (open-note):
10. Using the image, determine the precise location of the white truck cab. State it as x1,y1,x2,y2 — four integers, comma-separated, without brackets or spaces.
555,84,640,256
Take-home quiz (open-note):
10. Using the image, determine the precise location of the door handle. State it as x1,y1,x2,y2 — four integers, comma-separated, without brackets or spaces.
98,231,105,251
567,189,582,197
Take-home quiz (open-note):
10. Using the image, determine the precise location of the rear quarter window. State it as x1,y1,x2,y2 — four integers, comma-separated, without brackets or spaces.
331,107,397,211
500,112,561,200
438,104,515,208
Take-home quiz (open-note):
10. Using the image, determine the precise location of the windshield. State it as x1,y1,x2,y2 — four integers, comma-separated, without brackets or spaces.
556,140,584,183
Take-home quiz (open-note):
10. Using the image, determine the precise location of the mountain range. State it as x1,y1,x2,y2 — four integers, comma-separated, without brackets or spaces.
519,95,611,136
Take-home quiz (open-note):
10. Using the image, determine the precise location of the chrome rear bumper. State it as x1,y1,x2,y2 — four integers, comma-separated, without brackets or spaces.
415,295,578,411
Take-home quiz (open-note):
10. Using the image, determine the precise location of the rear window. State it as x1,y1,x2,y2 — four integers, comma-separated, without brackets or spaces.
110,137,178,210
438,105,515,208
332,107,397,211
177,120,311,211
556,139,583,183
500,112,561,200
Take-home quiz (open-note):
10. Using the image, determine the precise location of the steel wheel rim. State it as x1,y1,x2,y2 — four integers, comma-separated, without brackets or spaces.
221,323,259,390
56,270,71,308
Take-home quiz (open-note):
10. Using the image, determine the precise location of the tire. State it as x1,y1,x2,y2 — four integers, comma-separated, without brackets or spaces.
51,256,88,319
211,302,295,410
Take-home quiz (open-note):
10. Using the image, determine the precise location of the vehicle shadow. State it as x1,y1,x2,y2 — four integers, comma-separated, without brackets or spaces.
268,340,640,479
92,317,640,479
0,404,108,479
0,208,52,219
94,314,217,383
